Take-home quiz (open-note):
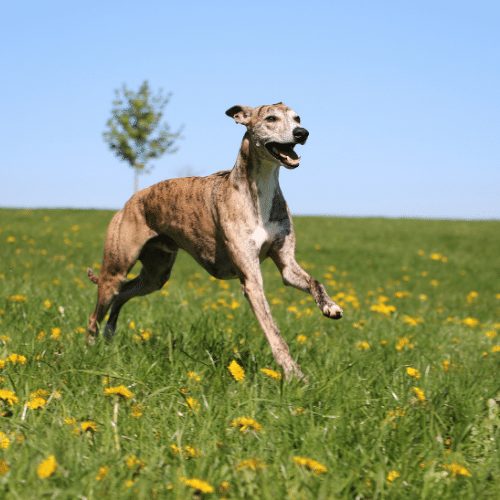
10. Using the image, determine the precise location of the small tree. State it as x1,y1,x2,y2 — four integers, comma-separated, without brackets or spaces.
103,81,181,192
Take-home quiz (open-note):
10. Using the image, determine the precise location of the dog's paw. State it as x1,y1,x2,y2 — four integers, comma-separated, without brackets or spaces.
322,302,343,320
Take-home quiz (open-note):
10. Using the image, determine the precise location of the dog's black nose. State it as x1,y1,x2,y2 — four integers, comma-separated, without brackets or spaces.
293,127,309,143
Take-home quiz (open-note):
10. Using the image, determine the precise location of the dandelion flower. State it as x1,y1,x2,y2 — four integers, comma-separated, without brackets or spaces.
260,368,282,380
462,317,479,328
131,403,143,418
231,416,262,432
0,389,18,405
402,315,423,326
406,367,421,379
187,371,201,382
80,421,97,433
370,303,396,316
412,387,426,402
8,294,27,303
37,455,57,479
186,397,200,413
0,432,10,449
356,341,371,350
443,462,472,477
235,458,266,471
396,337,414,351
228,360,245,382
0,459,9,476
387,470,400,482
50,327,61,340
96,465,109,480
103,385,134,400
6,353,27,365
442,360,451,372
27,397,47,410
292,456,328,475
125,454,144,470
296,334,308,344
181,477,214,494
491,345,500,353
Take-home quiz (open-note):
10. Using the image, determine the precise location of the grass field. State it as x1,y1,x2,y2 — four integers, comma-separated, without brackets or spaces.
0,208,499,499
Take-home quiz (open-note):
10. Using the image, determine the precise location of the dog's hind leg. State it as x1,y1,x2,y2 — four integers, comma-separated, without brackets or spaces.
104,240,178,339
270,233,343,320
87,209,157,344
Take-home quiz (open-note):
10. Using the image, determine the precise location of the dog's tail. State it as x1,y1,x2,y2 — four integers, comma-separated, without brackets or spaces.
87,268,99,285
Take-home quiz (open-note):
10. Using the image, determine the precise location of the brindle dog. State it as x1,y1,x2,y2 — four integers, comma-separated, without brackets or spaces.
87,103,343,379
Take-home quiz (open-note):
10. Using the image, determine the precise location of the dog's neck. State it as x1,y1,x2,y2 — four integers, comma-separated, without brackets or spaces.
231,132,281,222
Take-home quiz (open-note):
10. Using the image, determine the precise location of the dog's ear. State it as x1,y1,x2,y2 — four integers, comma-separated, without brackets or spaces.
225,105,253,125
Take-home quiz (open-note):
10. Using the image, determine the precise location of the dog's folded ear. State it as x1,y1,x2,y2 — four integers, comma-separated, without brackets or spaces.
225,105,253,125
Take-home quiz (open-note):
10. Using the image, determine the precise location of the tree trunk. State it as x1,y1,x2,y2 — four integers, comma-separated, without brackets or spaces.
133,169,139,193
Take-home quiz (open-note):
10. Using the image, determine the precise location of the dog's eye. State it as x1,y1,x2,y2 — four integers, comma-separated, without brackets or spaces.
265,115,278,122
294,116,301,123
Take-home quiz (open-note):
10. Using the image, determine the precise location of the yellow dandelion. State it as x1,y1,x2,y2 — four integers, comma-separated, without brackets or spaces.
442,359,451,372
296,334,308,344
231,416,262,432
131,403,143,418
42,299,52,309
0,389,19,405
402,315,423,326
187,371,202,382
235,458,266,471
8,294,27,303
491,345,500,353
370,303,396,316
406,367,421,379
466,291,478,303
96,465,109,480
387,470,400,482
125,454,144,470
50,327,61,340
0,459,9,476
484,330,497,339
219,480,230,493
80,421,97,433
184,445,201,458
37,455,57,479
0,432,10,449
419,293,428,301
228,360,245,382
36,330,46,341
356,341,371,351
394,291,410,298
27,397,47,410
103,385,134,400
260,367,282,380
292,456,328,475
124,479,135,488
396,337,414,351
0,360,5,370
462,317,479,327
186,396,200,413
6,353,27,365
6,235,16,243
128,320,136,330
181,477,214,494
412,387,426,402
443,462,472,477
430,279,440,287
30,389,50,399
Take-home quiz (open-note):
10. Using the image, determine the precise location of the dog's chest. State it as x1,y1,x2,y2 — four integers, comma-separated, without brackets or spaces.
249,171,288,252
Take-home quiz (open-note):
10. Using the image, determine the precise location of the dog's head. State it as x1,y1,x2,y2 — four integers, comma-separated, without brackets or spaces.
225,102,309,169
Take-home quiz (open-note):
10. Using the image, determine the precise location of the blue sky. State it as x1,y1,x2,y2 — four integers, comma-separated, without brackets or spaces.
1,1,499,218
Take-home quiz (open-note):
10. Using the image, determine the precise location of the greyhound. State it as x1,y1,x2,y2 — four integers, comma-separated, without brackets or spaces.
87,102,343,379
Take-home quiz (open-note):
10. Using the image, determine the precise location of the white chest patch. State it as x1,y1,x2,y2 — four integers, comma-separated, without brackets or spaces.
250,221,280,249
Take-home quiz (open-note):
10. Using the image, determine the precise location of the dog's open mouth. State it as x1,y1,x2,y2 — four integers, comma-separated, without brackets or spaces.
265,142,301,168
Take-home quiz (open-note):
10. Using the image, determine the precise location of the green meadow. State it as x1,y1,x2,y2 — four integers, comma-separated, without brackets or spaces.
0,208,499,499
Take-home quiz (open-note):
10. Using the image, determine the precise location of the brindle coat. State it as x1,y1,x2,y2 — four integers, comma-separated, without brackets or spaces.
87,103,343,379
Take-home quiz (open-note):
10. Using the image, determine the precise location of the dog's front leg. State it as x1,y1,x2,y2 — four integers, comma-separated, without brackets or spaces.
270,236,343,320
238,268,305,380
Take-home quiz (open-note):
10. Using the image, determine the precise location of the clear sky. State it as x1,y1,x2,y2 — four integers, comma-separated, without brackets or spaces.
1,1,499,218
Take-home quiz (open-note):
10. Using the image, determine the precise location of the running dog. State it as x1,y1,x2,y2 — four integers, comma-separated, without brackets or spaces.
87,102,343,379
